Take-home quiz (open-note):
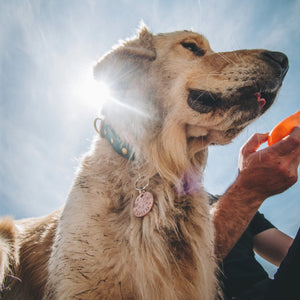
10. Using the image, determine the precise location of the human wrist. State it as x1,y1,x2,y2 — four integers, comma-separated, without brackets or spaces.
213,176,266,259
232,172,270,203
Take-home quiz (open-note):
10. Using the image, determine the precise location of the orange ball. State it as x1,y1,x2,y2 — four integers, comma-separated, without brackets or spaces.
268,110,300,146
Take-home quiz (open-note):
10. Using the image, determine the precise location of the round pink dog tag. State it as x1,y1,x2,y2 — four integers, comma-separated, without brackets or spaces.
133,192,154,217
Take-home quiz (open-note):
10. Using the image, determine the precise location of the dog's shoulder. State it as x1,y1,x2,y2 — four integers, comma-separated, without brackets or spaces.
0,217,18,293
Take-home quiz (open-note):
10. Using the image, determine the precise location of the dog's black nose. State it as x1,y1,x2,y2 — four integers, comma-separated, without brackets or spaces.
262,51,289,73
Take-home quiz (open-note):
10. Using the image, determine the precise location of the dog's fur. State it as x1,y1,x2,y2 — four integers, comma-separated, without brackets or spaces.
0,27,287,299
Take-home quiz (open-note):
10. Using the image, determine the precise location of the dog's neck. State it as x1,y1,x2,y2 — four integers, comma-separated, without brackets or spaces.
93,117,207,197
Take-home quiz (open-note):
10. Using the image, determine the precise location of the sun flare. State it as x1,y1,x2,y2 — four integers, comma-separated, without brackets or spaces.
68,67,112,114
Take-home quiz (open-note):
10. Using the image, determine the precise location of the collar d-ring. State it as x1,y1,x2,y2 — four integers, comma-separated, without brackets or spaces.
134,175,150,193
94,117,105,136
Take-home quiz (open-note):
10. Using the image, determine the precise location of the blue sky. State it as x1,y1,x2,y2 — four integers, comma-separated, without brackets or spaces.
1,0,299,276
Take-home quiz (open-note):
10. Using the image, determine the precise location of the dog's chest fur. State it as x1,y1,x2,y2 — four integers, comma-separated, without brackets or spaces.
44,139,218,299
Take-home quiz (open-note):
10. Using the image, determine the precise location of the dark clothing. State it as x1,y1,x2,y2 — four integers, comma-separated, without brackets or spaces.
222,212,275,299
261,226,300,300
222,211,300,300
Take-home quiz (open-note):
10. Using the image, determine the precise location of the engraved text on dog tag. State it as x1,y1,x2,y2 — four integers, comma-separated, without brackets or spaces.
133,191,154,217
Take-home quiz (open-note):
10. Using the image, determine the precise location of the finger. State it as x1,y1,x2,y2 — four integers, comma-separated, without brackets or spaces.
270,126,300,156
241,132,269,154
290,126,300,137
289,157,300,176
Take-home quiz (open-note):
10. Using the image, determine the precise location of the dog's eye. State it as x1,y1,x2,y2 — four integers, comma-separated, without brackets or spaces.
181,42,205,56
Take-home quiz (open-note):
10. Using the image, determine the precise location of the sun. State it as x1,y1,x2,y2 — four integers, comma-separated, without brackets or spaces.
67,66,112,114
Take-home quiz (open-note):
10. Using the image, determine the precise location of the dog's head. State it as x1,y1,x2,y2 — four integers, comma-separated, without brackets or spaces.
94,26,288,182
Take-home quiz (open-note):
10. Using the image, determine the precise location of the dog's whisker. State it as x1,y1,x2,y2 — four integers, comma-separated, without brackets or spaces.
199,73,226,76
107,67,138,87
110,97,151,118
204,72,227,89
232,51,246,64
216,52,238,66
208,92,217,101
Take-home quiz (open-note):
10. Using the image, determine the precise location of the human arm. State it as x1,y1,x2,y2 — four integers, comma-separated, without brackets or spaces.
253,227,293,267
213,127,300,260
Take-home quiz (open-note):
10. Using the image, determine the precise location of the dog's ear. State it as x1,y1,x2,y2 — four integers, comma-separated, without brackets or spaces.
93,26,156,90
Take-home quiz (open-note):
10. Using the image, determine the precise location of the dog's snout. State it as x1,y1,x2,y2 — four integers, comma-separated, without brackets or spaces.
262,51,289,73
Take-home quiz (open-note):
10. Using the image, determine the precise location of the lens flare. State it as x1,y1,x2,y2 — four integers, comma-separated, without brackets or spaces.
67,67,112,115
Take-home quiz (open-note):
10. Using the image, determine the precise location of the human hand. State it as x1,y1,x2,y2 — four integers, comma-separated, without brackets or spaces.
237,126,300,197
213,127,300,259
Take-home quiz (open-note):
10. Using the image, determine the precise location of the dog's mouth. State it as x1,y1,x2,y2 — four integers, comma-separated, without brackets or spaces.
237,86,277,113
186,87,279,144
187,87,277,116
255,92,266,108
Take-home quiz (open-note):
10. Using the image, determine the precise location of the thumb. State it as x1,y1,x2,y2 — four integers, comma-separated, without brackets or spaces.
241,133,269,155
269,126,300,156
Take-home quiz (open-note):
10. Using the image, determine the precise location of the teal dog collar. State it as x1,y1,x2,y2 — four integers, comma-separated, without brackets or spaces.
94,118,135,161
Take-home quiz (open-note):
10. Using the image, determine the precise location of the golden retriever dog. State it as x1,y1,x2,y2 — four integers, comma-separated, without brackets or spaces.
0,26,288,299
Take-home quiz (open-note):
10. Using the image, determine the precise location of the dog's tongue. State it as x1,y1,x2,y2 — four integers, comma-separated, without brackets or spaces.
255,92,266,108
